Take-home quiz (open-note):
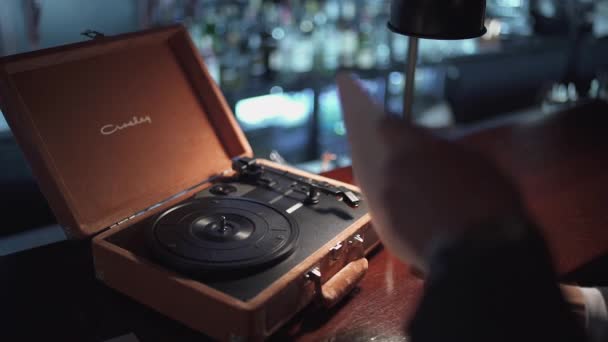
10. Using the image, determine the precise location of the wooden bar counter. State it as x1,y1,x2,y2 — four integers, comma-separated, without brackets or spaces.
2,101,608,341
276,100,608,341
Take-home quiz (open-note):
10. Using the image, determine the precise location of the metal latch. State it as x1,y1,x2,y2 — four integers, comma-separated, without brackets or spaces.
329,242,344,261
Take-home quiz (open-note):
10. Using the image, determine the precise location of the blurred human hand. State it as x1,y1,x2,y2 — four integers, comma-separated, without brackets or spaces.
337,72,524,271
373,118,524,270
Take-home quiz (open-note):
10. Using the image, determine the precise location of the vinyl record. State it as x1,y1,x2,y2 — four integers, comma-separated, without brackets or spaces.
146,197,299,274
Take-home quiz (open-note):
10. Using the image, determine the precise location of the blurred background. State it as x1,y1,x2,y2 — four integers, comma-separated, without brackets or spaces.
1,0,608,174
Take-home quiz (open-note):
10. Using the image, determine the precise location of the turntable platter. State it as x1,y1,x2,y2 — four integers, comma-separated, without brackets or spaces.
146,197,299,274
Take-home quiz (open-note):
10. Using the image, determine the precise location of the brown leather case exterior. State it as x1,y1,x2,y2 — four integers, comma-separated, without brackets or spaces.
0,25,251,238
93,161,377,341
0,26,377,341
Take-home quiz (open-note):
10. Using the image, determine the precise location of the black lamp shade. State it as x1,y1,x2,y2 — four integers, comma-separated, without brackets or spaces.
388,0,487,40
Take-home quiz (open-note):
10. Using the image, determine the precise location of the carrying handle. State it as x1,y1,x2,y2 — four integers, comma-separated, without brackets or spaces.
309,258,369,308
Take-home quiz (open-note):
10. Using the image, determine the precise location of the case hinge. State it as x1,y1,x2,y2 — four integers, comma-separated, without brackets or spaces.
107,170,230,231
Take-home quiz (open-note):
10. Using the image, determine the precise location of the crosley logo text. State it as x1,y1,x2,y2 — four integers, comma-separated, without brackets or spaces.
100,116,152,136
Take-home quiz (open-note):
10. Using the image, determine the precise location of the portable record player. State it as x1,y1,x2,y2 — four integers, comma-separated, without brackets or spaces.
0,25,378,340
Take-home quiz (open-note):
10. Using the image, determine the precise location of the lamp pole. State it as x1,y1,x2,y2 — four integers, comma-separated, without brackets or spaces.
403,37,419,122
388,0,488,121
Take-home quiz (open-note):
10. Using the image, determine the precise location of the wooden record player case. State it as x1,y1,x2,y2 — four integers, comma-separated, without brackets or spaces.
0,25,377,340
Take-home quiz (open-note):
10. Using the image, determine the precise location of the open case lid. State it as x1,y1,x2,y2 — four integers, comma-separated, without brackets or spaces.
0,25,252,238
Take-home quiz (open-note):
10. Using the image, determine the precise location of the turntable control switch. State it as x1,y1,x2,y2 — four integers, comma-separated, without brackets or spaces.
210,184,237,196
231,157,361,208
305,187,321,205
